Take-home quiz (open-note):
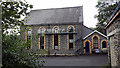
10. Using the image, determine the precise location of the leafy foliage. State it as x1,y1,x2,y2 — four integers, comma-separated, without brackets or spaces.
2,1,33,33
2,35,45,68
95,1,120,33
2,1,45,68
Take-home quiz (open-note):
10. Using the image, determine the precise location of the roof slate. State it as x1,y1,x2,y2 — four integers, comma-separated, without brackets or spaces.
82,25,94,38
83,30,107,40
24,6,83,25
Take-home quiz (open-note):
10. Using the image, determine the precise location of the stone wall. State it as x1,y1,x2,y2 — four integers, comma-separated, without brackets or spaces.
21,23,83,55
106,17,120,67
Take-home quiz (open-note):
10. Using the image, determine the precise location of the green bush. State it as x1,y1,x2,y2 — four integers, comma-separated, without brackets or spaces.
2,34,45,68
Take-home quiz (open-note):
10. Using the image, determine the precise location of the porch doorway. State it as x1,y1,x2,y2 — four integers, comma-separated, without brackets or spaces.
85,41,90,53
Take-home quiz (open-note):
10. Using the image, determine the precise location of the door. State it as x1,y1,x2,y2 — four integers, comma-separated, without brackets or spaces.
86,41,89,53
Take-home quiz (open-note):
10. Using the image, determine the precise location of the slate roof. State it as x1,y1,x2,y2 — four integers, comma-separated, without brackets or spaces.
24,6,83,25
105,3,120,29
83,30,107,40
74,25,93,42
82,25,94,38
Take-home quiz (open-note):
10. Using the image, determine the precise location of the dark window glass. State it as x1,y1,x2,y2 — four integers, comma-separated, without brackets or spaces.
69,34,73,39
69,27,73,32
27,36,31,49
69,43,73,49
53,27,59,50
93,36,98,49
40,36,44,49
102,41,106,48
27,36,31,48
85,41,89,52
54,34,58,49
40,28,45,49
69,26,74,49
27,28,31,49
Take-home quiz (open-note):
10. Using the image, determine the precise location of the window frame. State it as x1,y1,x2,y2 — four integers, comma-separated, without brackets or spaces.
26,27,32,49
67,25,75,50
39,27,46,49
52,26,60,50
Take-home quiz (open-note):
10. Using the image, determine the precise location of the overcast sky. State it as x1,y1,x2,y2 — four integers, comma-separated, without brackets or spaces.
26,0,98,28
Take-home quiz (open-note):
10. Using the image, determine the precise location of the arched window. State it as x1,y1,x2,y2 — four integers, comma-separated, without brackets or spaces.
54,27,59,50
39,27,45,49
102,41,107,48
68,26,74,49
26,28,32,49
93,36,98,49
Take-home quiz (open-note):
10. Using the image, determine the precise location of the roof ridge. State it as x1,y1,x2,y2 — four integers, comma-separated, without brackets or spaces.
30,6,83,11
83,30,107,40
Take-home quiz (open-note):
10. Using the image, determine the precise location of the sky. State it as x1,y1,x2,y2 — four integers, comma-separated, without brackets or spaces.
26,0,98,28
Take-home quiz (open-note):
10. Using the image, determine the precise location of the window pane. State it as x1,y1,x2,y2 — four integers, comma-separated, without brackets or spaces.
69,32,74,49
27,29,31,35
93,36,98,48
69,39,73,43
55,46,58,49
69,43,73,49
40,28,45,33
40,36,44,49
102,41,106,48
54,34,58,49
69,34,73,39
27,36,31,49
41,46,44,49
69,27,73,32
54,28,58,33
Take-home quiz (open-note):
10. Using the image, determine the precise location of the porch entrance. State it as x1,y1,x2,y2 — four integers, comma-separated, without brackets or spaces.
85,41,90,53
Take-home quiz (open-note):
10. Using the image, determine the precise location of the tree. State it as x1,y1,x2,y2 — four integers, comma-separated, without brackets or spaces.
2,1,45,68
95,1,120,33
2,1,33,33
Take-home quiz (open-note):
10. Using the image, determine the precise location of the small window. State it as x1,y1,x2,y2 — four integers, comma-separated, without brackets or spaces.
69,27,73,32
40,28,45,33
54,28,58,33
27,29,31,35
102,41,107,48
